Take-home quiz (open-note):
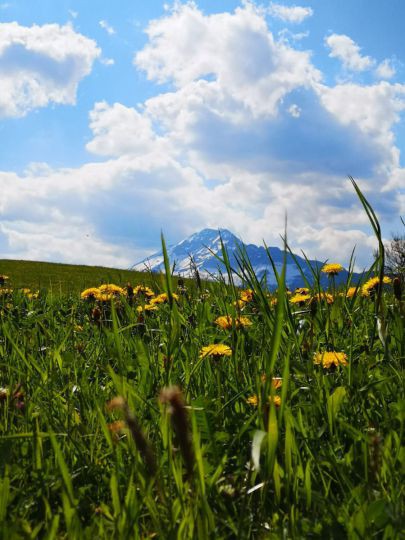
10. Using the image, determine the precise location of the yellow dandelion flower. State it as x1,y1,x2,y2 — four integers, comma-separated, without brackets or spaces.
98,284,125,296
311,292,334,304
313,351,348,368
215,315,252,329
0,288,13,296
199,344,232,358
150,292,180,305
346,286,358,298
361,276,392,297
133,285,155,298
239,289,254,302
0,275,9,285
233,299,246,310
246,394,258,406
321,263,344,275
260,374,283,388
98,293,115,302
136,304,158,313
80,287,100,300
290,293,311,305
295,287,309,295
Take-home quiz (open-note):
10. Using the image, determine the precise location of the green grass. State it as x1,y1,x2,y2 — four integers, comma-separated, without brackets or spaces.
0,259,169,296
0,184,404,538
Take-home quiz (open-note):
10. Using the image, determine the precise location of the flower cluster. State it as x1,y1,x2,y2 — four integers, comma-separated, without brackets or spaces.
215,315,252,330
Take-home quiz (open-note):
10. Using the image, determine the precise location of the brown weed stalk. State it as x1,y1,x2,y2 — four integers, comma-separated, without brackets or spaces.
107,396,157,478
160,386,195,480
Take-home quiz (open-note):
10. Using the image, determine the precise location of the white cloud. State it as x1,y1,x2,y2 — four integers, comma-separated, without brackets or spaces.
375,58,396,79
325,33,374,72
99,20,115,35
288,103,301,117
135,2,321,116
269,3,313,24
100,57,115,66
0,22,100,117
68,9,78,19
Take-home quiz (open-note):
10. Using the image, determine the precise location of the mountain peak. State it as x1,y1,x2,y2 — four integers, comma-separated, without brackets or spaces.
133,228,356,288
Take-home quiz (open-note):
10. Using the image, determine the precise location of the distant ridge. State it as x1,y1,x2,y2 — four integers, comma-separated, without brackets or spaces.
133,228,358,289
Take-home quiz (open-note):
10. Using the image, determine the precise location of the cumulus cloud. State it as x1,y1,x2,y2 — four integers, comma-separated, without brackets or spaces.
325,33,374,72
268,3,313,23
0,22,100,117
1,3,404,269
135,2,321,116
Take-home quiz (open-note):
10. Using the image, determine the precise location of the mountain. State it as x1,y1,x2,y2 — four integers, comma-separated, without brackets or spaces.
133,228,354,289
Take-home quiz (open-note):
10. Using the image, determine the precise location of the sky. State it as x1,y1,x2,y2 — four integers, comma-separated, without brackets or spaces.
0,0,404,270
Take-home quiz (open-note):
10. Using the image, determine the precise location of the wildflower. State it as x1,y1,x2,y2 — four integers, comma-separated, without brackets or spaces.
215,315,252,329
313,351,348,368
0,275,9,286
233,299,246,310
321,263,344,275
345,286,358,298
246,394,258,406
98,284,125,296
295,287,309,295
289,293,311,305
311,292,334,304
239,289,254,302
361,276,392,297
24,289,39,300
0,288,13,297
80,287,100,300
247,394,281,407
200,344,232,358
97,293,115,302
150,292,179,305
133,285,155,298
260,374,283,388
136,304,158,313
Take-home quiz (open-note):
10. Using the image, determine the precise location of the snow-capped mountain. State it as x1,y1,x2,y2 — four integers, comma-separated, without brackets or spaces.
133,229,351,289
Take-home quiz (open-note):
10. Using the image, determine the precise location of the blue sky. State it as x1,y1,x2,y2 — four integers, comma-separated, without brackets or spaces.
0,0,404,268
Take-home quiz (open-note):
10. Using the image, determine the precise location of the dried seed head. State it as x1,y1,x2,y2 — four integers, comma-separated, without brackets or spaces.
160,386,195,480
107,396,127,412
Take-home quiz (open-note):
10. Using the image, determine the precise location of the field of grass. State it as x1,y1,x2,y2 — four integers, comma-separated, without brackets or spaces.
0,187,404,538
0,259,161,296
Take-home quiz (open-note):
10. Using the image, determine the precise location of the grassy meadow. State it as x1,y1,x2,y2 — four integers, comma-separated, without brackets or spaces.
0,259,161,297
0,188,404,539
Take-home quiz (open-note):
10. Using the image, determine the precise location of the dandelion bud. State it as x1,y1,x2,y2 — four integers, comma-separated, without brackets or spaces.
91,307,101,324
160,386,195,480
